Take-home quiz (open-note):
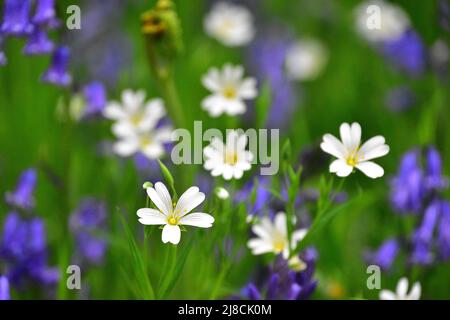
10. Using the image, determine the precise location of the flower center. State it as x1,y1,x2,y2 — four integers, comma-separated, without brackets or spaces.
140,135,153,148
131,112,144,126
224,151,238,165
167,215,179,226
346,151,359,167
273,240,286,253
222,86,237,99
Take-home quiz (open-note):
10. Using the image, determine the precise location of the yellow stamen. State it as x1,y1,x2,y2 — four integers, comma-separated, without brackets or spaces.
140,136,153,148
224,151,238,165
222,86,236,99
167,216,179,225
273,241,285,253
346,150,359,167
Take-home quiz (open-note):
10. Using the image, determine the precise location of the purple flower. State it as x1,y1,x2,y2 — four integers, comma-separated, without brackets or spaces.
23,26,54,55
390,150,425,214
366,239,399,271
41,46,72,87
241,249,318,300
248,34,297,129
437,201,450,260
235,177,272,216
385,86,416,112
5,168,37,210
425,147,448,191
0,212,59,286
0,276,10,300
69,198,108,266
0,0,33,36
82,81,106,117
381,30,426,76
0,34,6,66
32,0,57,26
438,0,449,32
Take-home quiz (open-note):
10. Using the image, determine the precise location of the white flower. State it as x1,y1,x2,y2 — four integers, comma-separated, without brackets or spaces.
379,277,421,300
247,212,308,259
285,39,328,81
113,125,172,160
203,130,254,180
320,122,389,179
215,187,230,199
104,89,166,137
137,182,214,245
354,0,410,43
201,64,257,117
204,2,254,47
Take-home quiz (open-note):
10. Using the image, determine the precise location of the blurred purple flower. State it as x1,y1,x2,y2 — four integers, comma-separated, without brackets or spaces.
438,0,449,31
82,81,107,117
240,249,318,300
0,0,33,36
437,201,450,260
0,276,10,300
23,26,54,55
366,238,399,271
0,212,59,287
235,177,271,216
425,147,449,190
381,30,426,76
41,46,72,87
248,34,297,129
385,86,416,112
69,198,108,266
32,0,57,26
390,150,425,214
5,168,37,211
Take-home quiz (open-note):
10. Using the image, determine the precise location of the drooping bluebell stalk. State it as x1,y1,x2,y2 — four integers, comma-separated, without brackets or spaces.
368,147,450,269
69,199,108,266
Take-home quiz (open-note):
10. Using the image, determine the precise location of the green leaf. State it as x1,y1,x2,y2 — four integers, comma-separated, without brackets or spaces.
256,80,272,128
157,159,177,197
119,211,155,299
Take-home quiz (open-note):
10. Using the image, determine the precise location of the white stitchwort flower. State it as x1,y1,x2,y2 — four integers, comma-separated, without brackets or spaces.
204,2,254,47
320,122,389,179
104,89,166,137
203,130,254,180
137,182,214,245
379,277,421,300
354,0,410,43
285,38,328,81
202,64,257,117
247,212,308,259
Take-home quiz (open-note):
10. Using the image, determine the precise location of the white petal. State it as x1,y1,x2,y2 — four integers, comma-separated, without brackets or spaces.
252,224,272,241
147,184,171,216
359,136,389,161
321,134,346,159
355,161,384,179
223,99,246,115
247,239,274,255
408,282,421,300
179,212,214,228
339,122,353,149
155,182,173,213
175,187,205,216
358,136,386,156
202,95,225,117
379,290,396,300
104,102,126,120
154,126,173,143
350,122,362,150
113,139,138,157
202,68,222,92
161,224,181,244
396,277,409,298
292,228,308,243
112,122,136,138
142,143,165,159
222,165,234,180
238,78,257,99
136,208,166,225
274,212,287,235
329,159,353,177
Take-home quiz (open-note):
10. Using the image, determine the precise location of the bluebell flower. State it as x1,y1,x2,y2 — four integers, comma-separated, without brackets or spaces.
23,26,54,55
41,46,72,87
437,201,450,260
0,0,33,36
366,238,399,271
411,200,441,265
32,0,58,26
390,150,425,214
82,81,107,117
0,276,10,300
240,249,317,300
5,168,37,211
248,34,297,129
0,212,59,286
69,199,108,266
385,86,416,112
235,177,271,216
381,30,426,76
425,147,448,191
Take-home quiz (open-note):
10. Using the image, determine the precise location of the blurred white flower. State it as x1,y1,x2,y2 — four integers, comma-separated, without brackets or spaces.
204,2,254,47
285,39,328,81
113,126,172,159
104,89,166,137
215,187,230,199
201,64,257,117
320,122,389,179
247,212,307,259
354,0,410,43
379,277,421,300
203,130,254,180
137,182,214,245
